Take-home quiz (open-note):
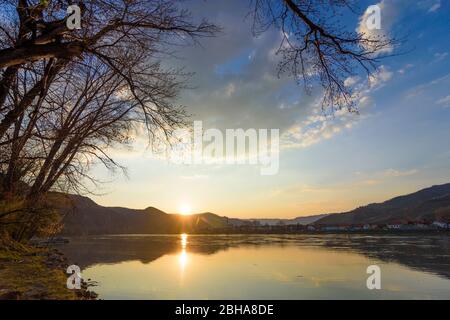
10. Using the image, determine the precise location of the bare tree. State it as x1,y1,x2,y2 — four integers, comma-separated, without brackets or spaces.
1,53,194,240
0,0,219,240
0,0,218,140
0,0,398,240
250,0,397,112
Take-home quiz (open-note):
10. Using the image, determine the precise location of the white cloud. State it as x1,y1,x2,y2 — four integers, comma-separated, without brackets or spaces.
357,0,396,56
344,76,360,87
436,95,450,107
281,106,365,149
369,65,393,89
159,1,397,152
280,64,393,149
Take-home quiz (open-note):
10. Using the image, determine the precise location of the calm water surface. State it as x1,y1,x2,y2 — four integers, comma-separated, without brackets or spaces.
59,234,450,299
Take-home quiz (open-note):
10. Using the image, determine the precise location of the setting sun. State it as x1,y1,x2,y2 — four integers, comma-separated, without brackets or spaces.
179,204,192,215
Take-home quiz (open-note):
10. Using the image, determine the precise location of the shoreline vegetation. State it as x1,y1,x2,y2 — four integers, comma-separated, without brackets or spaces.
0,233,97,300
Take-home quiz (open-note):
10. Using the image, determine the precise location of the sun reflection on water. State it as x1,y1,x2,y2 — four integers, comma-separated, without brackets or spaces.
179,249,188,270
181,233,188,249
179,234,189,275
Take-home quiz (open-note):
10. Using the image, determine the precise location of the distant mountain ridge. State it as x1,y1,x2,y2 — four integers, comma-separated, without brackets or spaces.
315,183,450,226
248,214,329,226
58,195,330,235
58,195,244,235
57,183,450,235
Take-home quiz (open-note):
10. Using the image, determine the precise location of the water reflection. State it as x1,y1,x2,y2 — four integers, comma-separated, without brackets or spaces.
179,234,189,274
179,249,188,270
59,234,450,278
180,233,188,249
57,234,450,299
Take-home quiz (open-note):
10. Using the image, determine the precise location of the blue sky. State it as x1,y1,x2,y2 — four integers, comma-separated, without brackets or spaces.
91,0,450,218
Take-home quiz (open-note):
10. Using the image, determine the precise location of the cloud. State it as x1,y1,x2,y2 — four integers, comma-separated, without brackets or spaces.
351,168,419,188
269,184,334,198
281,109,361,149
180,175,209,180
358,179,382,186
224,82,236,97
406,73,450,99
434,52,448,62
357,0,396,56
157,1,396,152
344,76,360,87
428,0,441,12
167,7,314,134
364,168,419,180
383,168,419,178
436,95,450,107
280,64,392,149
398,64,414,75
368,65,393,89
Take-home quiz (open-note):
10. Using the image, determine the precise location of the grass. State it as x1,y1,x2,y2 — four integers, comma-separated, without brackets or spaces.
0,236,78,300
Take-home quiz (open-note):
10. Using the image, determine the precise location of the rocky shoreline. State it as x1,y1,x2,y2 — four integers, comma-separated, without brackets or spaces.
0,236,97,300
43,248,98,300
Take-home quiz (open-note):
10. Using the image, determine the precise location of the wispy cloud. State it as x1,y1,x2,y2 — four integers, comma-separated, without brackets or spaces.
428,0,441,12
281,108,364,149
383,168,419,178
398,64,414,75
436,95,450,107
434,52,448,62
180,175,209,180
281,64,393,149
406,73,450,99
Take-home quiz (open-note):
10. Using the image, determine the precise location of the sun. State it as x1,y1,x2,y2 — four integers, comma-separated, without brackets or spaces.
179,204,192,215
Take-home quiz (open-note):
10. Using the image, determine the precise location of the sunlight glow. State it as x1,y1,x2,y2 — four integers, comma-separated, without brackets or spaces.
179,249,188,270
179,204,192,215
178,234,189,273
180,233,188,248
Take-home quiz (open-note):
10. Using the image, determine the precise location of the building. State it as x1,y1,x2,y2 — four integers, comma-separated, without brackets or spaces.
433,221,448,229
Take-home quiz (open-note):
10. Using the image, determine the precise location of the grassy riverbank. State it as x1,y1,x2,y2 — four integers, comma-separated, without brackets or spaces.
0,235,95,300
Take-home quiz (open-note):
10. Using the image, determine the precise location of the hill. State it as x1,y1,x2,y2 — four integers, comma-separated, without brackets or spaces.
248,214,329,226
57,195,246,235
52,183,450,235
315,183,450,226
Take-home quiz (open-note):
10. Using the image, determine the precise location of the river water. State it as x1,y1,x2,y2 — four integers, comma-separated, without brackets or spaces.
59,234,450,299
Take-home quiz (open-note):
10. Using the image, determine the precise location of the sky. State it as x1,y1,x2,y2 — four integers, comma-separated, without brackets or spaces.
90,0,450,219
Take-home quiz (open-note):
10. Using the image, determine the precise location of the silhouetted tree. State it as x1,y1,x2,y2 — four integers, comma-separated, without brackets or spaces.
250,0,397,112
0,0,397,240
0,0,218,240
0,0,218,141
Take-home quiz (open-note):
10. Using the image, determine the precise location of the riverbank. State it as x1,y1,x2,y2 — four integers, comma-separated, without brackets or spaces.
0,235,97,300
